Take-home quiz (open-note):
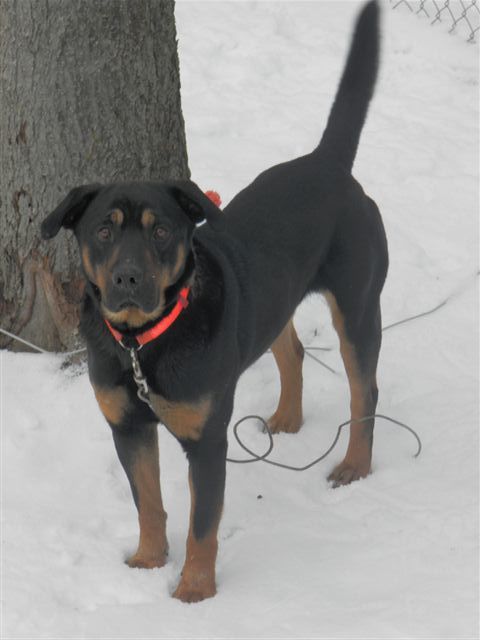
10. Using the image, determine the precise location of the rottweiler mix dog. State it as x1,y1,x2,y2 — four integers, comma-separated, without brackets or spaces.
42,1,387,602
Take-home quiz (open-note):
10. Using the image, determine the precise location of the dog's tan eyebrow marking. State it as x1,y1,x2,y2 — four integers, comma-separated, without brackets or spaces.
110,209,124,225
141,209,156,228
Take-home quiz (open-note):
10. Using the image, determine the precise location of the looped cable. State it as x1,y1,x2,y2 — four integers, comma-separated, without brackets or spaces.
227,413,421,470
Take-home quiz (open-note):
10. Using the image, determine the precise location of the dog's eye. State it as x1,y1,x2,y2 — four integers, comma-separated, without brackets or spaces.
97,226,112,242
153,226,171,242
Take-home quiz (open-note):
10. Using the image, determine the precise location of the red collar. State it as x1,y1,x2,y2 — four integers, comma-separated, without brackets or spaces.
105,286,190,348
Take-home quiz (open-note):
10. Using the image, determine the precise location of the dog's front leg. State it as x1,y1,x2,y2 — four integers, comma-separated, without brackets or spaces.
111,422,168,569
173,435,228,603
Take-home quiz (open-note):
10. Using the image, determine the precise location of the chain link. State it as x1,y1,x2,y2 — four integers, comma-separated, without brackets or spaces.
392,0,479,43
128,347,154,410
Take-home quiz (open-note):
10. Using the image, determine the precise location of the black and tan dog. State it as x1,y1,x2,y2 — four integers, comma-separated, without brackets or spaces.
42,1,387,602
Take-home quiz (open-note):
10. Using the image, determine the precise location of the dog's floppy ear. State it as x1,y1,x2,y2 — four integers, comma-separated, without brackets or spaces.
166,180,225,231
41,184,102,239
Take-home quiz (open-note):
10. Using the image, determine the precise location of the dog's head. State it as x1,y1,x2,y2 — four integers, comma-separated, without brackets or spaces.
42,180,224,330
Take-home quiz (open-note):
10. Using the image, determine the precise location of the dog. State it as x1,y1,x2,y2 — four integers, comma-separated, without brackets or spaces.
41,1,387,602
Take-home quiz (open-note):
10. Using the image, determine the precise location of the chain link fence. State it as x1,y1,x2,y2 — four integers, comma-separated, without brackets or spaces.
391,0,479,43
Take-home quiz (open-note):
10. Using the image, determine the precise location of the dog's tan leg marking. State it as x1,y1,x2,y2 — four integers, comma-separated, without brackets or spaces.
149,394,211,442
93,385,130,426
127,432,168,569
173,473,220,603
268,318,304,434
324,292,376,486
92,385,167,566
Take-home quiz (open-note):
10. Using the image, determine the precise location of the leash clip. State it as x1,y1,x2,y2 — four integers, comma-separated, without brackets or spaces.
128,347,154,410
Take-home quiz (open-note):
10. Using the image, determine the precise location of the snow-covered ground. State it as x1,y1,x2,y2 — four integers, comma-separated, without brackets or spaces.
1,2,478,638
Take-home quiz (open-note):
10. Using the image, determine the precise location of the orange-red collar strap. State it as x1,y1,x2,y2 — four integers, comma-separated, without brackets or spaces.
105,286,190,348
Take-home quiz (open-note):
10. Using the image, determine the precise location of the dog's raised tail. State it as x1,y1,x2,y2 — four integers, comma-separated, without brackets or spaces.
316,1,379,172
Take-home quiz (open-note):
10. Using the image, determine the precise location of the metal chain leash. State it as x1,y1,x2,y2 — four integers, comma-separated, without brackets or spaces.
128,346,155,410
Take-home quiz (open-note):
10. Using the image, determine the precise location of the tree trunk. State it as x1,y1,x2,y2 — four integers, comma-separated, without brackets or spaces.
0,0,189,352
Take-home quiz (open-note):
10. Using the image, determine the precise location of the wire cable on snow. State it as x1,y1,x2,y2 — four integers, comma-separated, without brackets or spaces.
0,328,86,357
0,327,49,353
226,413,422,468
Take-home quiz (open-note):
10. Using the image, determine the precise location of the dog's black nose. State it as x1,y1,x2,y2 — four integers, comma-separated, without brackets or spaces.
112,264,143,293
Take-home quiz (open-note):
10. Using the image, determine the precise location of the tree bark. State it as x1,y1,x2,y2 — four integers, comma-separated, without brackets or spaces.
0,0,189,351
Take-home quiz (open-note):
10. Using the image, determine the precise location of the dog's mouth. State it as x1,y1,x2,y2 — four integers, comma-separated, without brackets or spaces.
117,299,141,310
87,278,164,330
101,300,165,330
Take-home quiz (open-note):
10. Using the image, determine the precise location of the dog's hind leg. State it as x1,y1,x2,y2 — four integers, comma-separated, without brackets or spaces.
268,318,305,434
324,291,382,487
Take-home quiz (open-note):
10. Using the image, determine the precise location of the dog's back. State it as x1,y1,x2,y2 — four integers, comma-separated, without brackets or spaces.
199,1,385,361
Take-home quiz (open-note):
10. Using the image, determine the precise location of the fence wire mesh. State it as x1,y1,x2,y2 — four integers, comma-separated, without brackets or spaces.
391,0,480,43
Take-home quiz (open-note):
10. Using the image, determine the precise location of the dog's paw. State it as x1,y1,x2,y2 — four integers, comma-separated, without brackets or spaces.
126,551,167,570
327,459,370,488
267,410,303,434
172,574,216,603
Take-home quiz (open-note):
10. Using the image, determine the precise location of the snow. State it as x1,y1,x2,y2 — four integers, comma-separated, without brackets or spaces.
1,1,478,638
